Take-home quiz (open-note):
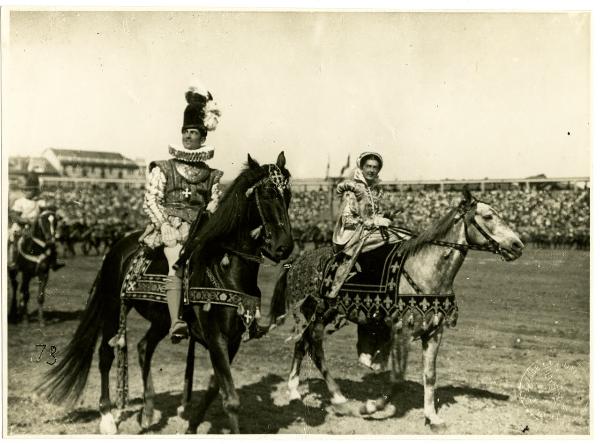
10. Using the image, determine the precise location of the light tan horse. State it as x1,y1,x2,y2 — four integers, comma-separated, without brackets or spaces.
269,188,524,428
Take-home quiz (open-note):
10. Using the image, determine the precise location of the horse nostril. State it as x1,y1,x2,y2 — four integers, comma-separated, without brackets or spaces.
512,241,523,251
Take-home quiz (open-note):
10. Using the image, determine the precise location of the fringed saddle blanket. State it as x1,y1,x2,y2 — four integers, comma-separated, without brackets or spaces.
120,249,260,327
286,243,458,336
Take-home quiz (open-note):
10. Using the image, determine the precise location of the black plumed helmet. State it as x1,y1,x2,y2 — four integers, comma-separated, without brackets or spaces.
182,85,220,135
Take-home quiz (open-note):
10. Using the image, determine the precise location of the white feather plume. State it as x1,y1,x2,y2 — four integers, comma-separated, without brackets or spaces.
203,100,221,131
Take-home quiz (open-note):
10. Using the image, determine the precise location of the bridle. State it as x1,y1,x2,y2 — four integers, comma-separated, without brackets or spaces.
428,199,507,258
228,165,291,264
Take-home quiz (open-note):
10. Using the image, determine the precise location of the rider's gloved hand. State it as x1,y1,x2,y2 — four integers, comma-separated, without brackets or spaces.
161,222,178,247
373,216,391,227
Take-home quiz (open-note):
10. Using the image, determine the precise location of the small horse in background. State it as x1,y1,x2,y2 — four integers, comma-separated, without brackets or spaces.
269,189,524,428
39,153,294,434
8,209,60,327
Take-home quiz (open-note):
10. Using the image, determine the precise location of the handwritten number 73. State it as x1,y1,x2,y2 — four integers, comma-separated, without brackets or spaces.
31,344,57,365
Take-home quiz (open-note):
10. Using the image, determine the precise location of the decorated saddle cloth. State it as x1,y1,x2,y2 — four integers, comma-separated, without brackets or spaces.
120,249,260,326
287,243,458,332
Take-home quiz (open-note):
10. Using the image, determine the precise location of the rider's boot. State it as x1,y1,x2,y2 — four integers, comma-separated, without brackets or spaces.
326,254,355,299
165,274,188,343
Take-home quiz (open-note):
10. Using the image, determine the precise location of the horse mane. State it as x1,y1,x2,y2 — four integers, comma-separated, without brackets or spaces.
396,205,461,257
189,163,268,251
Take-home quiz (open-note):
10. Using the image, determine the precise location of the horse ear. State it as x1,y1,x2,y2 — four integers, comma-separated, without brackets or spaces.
247,154,260,169
276,151,286,169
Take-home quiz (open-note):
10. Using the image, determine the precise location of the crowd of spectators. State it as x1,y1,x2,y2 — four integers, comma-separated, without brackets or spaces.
20,182,589,250
289,186,590,250
39,184,147,229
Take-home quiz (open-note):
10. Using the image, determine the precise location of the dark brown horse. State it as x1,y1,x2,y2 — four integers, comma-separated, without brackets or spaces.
39,153,294,434
8,209,59,327
269,189,524,428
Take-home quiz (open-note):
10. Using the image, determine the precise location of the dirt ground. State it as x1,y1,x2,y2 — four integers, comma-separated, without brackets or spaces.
5,248,589,435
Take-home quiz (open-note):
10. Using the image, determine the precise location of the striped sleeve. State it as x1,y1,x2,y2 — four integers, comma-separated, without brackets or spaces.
143,166,168,227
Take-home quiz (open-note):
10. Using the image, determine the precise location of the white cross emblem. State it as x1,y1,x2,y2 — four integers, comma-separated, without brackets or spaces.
390,262,400,273
182,187,192,199
419,298,430,311
383,295,392,308
243,310,253,325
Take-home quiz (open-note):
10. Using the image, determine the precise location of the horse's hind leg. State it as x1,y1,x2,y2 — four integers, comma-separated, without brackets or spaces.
305,322,347,405
98,336,117,434
137,322,168,429
37,272,48,327
422,327,445,428
98,309,124,435
361,322,410,416
288,334,308,401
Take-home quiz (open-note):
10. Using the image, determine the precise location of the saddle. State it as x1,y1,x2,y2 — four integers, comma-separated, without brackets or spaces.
287,243,459,334
120,249,260,327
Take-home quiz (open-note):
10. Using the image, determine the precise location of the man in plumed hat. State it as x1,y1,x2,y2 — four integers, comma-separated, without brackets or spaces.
330,152,411,370
140,82,223,342
8,172,65,271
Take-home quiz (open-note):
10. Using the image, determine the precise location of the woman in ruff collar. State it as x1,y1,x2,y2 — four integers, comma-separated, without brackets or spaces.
141,82,223,342
330,151,411,370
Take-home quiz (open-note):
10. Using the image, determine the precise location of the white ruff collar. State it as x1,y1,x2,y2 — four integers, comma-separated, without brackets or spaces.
168,144,215,163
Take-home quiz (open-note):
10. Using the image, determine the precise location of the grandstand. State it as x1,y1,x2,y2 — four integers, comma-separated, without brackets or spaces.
7,148,589,250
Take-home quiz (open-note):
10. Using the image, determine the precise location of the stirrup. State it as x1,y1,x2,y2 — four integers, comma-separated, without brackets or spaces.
169,320,189,343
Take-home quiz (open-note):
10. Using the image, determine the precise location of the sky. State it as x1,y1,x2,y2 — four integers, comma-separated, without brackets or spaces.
2,9,591,181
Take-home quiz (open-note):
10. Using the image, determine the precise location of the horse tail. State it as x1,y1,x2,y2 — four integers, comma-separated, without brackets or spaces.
38,264,107,405
269,265,290,325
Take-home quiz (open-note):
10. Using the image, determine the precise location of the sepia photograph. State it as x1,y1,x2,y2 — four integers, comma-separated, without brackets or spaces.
1,3,592,437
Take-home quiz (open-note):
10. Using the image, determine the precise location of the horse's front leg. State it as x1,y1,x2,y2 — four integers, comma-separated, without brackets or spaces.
37,272,49,327
8,269,20,322
422,326,445,428
20,273,32,324
178,339,196,420
307,321,347,405
208,333,241,433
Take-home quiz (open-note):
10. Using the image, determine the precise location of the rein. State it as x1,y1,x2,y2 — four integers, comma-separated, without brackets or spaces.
423,200,506,257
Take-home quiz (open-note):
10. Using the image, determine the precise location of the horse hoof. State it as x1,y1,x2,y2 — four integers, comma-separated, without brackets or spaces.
425,415,446,430
177,405,189,420
360,399,378,415
140,409,161,429
99,412,118,434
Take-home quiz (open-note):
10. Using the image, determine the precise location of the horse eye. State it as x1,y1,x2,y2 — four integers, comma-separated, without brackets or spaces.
482,214,493,221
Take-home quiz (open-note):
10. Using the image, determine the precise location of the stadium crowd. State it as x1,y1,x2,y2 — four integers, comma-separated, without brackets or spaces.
290,187,590,250
18,182,589,252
